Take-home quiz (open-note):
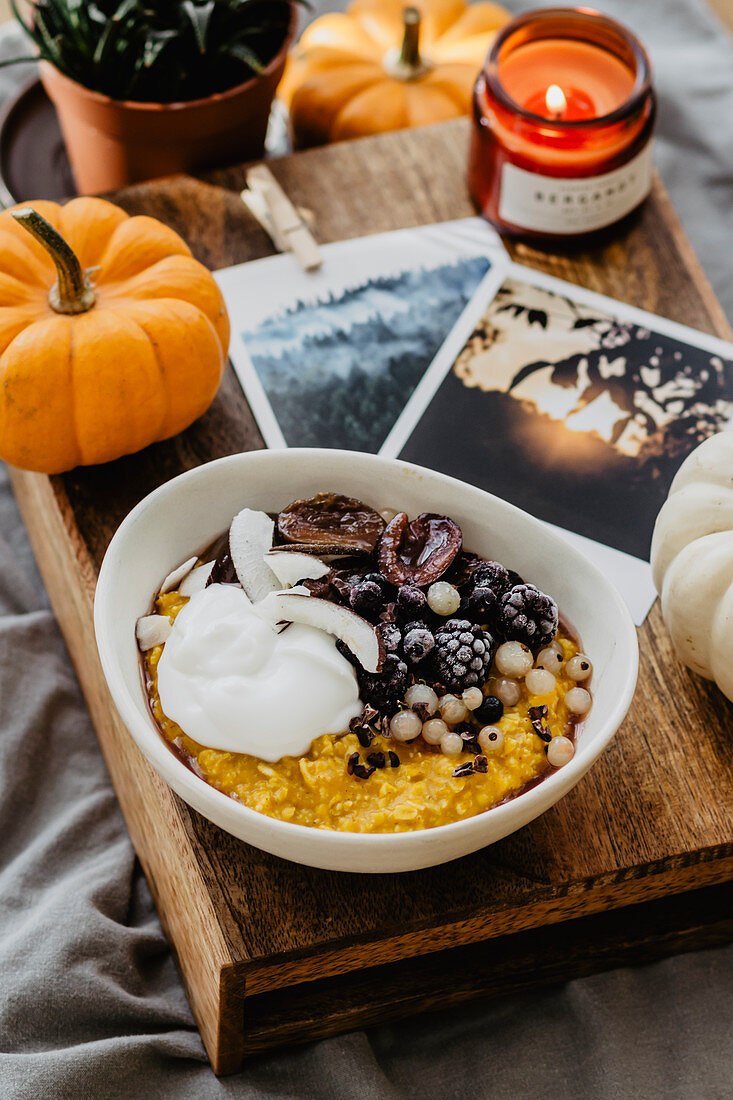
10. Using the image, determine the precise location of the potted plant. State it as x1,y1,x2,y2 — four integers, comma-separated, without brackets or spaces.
6,0,298,193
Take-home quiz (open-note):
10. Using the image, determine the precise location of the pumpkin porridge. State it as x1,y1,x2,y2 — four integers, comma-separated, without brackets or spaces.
136,493,592,833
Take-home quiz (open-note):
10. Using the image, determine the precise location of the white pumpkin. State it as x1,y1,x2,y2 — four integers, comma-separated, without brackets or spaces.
651,432,733,700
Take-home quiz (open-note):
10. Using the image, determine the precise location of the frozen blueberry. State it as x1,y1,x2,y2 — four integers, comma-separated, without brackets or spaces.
350,579,385,619
403,626,435,664
475,695,504,725
396,584,427,621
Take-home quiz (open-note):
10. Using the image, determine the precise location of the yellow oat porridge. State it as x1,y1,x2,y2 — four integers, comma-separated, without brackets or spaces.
136,494,592,834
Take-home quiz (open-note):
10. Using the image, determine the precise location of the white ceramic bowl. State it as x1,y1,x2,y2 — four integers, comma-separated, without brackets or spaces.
94,449,638,873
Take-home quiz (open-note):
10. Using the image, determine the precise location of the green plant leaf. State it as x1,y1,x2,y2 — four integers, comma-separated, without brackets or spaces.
8,0,296,101
227,41,264,73
92,0,140,67
182,1,215,53
141,29,177,70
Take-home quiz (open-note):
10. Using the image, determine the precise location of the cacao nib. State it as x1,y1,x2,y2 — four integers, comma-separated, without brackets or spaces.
349,716,375,748
352,762,376,780
528,704,552,742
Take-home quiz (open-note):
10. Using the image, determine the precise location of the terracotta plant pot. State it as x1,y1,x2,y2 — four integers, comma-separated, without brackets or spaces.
39,3,297,195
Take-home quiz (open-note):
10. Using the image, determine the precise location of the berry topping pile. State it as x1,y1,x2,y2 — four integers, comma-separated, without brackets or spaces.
192,492,590,783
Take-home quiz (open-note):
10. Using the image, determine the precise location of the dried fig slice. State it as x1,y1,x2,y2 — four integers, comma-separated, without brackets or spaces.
267,542,363,558
278,492,385,553
378,512,462,587
206,531,237,586
207,548,237,586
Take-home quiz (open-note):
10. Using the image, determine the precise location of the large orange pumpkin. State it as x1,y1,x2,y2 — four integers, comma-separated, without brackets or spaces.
279,0,508,147
0,198,229,474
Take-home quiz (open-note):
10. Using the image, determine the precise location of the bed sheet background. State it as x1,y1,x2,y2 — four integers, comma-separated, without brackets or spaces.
0,2,731,1097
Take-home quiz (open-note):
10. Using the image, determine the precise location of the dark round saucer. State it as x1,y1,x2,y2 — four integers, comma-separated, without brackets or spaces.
0,78,77,205
0,76,290,206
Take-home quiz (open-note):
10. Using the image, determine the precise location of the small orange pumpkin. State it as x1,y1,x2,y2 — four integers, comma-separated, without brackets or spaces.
278,0,508,147
0,198,230,474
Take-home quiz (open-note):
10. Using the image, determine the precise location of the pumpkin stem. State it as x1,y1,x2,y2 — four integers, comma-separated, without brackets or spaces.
384,7,432,80
400,7,422,69
11,207,96,315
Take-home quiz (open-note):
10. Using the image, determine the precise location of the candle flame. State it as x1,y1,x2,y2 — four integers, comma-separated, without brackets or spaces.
545,84,567,117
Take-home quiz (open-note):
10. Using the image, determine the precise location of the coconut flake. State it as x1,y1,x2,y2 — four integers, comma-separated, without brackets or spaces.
264,551,330,588
159,556,198,595
179,560,215,597
229,508,279,602
136,614,172,650
262,592,384,673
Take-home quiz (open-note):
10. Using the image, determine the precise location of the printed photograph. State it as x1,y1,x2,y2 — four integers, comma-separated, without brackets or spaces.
216,218,505,451
398,276,733,562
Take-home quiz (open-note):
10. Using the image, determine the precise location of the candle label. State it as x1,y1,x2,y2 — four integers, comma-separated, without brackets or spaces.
498,143,653,234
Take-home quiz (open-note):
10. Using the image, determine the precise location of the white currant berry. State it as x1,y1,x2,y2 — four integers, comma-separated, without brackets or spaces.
390,709,423,741
491,677,522,707
427,581,461,616
405,683,439,715
478,726,504,753
438,694,469,725
566,654,593,681
536,646,564,673
422,718,448,744
547,735,575,767
495,641,533,678
440,731,463,756
462,686,484,710
565,687,591,715
525,668,556,696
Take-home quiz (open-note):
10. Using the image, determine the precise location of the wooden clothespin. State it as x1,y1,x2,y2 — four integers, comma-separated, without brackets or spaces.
242,165,322,272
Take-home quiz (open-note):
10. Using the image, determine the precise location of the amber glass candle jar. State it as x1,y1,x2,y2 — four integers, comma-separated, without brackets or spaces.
468,7,656,241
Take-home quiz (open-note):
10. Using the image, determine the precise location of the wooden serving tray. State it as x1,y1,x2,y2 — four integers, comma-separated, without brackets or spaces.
9,120,733,1074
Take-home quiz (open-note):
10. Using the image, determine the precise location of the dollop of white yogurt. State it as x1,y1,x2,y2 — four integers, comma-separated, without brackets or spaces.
156,583,361,761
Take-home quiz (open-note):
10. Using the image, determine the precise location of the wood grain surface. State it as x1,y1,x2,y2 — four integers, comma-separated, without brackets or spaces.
9,119,733,1074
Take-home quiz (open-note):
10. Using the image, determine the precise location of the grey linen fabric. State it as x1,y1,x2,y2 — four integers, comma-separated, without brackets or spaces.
0,1,732,1096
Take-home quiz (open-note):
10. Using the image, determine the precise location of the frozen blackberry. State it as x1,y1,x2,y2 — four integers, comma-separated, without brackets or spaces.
403,625,435,664
396,584,427,621
355,653,409,714
350,579,385,619
471,560,523,597
378,621,402,654
432,619,495,693
497,584,558,648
